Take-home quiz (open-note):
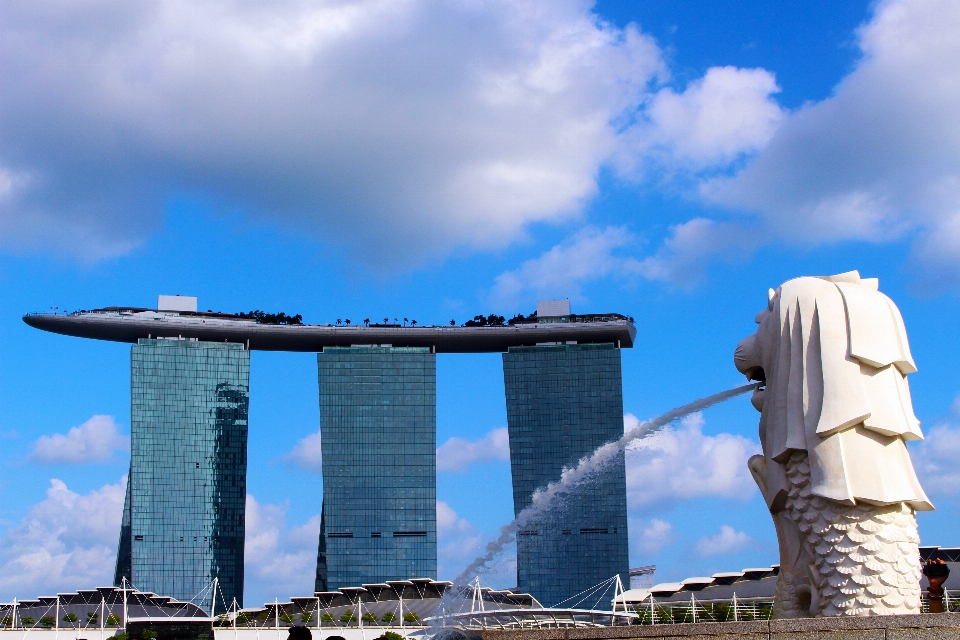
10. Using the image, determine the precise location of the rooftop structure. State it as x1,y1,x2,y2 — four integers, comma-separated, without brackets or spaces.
23,303,635,353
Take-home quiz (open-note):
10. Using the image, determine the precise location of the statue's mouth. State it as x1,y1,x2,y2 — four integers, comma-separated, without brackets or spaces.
746,367,766,412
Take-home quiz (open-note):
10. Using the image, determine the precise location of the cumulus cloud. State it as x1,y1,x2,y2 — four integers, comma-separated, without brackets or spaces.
282,431,323,474
29,415,129,464
910,413,960,500
697,0,960,289
0,478,126,599
0,0,659,264
624,412,760,509
437,427,510,472
437,501,484,580
244,495,320,605
0,1,789,269
490,226,647,304
619,66,784,174
630,518,675,559
694,525,752,558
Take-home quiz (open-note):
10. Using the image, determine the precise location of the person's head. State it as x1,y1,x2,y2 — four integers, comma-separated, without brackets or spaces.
287,625,312,640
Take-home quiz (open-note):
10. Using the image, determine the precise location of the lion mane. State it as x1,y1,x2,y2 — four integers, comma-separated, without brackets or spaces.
735,271,932,618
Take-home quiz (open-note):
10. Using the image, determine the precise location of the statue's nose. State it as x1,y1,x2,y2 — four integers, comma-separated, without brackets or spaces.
734,334,761,375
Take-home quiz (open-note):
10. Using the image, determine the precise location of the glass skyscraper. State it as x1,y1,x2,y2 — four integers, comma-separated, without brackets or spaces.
502,343,629,608
114,339,249,608
315,347,436,591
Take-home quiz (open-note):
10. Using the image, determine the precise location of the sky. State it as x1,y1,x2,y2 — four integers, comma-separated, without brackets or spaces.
3,0,960,609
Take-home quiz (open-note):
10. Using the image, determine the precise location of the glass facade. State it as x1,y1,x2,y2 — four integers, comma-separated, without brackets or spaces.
316,347,436,590
115,339,249,608
502,344,629,608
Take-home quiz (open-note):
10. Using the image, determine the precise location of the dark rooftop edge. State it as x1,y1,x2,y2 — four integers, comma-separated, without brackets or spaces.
23,308,637,353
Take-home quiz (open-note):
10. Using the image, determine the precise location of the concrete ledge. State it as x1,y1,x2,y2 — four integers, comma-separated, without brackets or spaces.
480,613,960,640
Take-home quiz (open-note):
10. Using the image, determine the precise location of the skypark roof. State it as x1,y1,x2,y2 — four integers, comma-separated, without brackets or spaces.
23,307,636,353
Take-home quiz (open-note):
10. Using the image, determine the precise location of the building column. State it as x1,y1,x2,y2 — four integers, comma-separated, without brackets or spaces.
116,338,249,609
502,343,629,607
316,347,437,589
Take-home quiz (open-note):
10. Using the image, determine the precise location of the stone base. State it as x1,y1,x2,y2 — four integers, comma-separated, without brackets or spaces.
481,613,960,640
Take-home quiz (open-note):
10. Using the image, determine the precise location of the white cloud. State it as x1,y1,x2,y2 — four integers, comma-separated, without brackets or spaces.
490,226,648,304
624,412,760,509
243,495,319,606
619,66,784,173
0,0,660,265
630,518,675,559
282,431,323,474
437,427,510,473
0,1,789,270
29,415,129,464
0,478,126,600
437,501,484,581
696,0,960,289
910,419,960,499
694,525,752,558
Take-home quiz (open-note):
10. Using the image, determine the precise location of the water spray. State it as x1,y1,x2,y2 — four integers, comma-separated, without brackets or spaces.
452,382,757,586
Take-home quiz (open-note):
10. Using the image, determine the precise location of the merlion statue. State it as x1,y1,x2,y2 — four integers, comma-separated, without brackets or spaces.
734,271,933,618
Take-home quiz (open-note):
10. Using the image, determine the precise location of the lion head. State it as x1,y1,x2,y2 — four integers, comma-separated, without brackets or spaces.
734,271,931,512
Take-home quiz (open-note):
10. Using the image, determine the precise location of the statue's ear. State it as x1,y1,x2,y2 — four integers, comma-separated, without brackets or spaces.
834,282,917,373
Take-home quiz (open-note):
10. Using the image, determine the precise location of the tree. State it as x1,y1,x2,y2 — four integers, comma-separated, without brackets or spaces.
257,612,270,623
39,617,55,628
142,629,158,640
449,319,455,326
0,617,12,627
236,612,254,625
403,317,408,326
410,320,417,327
403,612,419,623
279,613,295,624
380,612,396,623
63,613,79,625
106,613,121,627
87,612,99,624
110,633,129,640
364,319,370,326
361,612,377,623
320,614,335,623
339,609,356,624
384,318,389,324
378,632,404,640
21,617,36,627
336,319,342,325
344,319,351,326
300,611,314,623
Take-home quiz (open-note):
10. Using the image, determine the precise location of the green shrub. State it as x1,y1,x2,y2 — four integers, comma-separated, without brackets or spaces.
361,612,377,623
339,609,356,623
236,612,254,625
0,617,12,627
257,612,270,623
402,612,419,624
300,611,314,623
39,616,55,628
87,612,100,624
142,629,158,640
379,632,404,640
21,617,36,627
279,613,295,624
63,613,79,624
320,614,335,623
110,633,129,640
381,612,396,623
106,613,121,627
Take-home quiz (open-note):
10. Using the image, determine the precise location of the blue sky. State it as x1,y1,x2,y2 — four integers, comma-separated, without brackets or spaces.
3,0,960,608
